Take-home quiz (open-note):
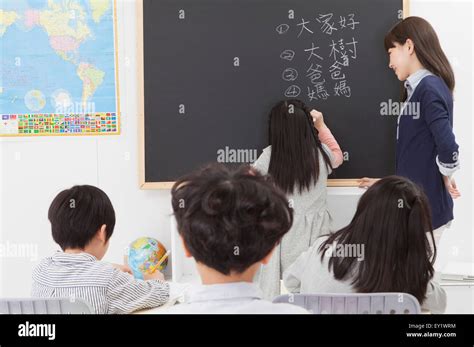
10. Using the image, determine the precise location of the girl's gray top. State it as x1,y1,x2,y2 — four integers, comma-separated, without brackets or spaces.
283,236,447,314
253,144,334,300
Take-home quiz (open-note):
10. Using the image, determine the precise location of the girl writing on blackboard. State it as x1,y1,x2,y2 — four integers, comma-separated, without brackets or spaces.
360,17,460,250
253,99,343,300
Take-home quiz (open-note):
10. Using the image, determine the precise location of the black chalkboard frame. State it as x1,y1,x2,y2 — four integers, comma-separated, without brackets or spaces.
137,0,410,189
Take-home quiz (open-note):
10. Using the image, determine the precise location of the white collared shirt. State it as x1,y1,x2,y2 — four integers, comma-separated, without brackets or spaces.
161,282,308,314
405,68,434,99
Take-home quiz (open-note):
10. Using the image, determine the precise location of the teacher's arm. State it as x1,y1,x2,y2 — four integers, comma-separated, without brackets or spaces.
422,90,461,198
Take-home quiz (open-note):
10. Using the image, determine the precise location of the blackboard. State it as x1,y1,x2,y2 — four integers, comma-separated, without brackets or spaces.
138,0,407,188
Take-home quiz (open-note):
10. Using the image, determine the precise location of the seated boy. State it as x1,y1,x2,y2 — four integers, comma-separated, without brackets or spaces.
163,164,308,314
32,185,169,314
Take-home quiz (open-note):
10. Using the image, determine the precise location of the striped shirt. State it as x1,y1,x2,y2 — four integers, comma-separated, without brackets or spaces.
31,252,170,314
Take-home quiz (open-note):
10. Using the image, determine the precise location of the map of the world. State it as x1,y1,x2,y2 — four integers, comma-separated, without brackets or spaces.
0,0,119,136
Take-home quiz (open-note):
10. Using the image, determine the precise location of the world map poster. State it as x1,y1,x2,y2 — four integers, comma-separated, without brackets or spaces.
0,0,120,136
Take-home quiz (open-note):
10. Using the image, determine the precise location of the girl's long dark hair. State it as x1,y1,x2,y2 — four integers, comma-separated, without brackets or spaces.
318,176,436,304
384,16,455,101
268,99,332,194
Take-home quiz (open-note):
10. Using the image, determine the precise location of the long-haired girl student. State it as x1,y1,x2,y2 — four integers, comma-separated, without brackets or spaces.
360,17,460,249
253,99,343,300
284,176,447,313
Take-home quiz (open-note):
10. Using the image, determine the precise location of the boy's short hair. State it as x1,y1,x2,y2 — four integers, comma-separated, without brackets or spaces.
48,185,116,250
171,163,293,275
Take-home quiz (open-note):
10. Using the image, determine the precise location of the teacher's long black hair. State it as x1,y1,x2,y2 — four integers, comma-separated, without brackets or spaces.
384,16,455,101
267,99,332,194
319,176,436,305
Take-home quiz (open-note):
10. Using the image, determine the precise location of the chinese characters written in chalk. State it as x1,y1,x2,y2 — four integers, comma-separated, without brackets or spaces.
276,12,360,102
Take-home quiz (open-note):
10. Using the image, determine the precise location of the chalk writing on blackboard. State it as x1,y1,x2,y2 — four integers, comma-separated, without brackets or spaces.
276,12,360,102
280,49,295,61
282,68,299,81
276,24,290,35
285,85,301,98
297,18,314,37
316,13,338,35
305,43,323,61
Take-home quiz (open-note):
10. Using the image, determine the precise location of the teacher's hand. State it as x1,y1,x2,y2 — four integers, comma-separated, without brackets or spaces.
443,176,461,199
358,177,379,189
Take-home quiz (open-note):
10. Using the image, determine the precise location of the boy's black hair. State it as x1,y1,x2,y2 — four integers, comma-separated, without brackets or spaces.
48,185,116,250
171,163,293,275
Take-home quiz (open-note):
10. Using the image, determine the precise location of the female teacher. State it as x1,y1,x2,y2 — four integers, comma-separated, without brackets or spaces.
359,16,460,249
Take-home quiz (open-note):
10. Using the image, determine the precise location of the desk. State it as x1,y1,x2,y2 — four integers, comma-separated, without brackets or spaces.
133,301,176,314
440,280,474,314
133,282,189,314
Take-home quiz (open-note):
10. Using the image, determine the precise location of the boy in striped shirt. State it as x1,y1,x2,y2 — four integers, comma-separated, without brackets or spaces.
32,185,169,314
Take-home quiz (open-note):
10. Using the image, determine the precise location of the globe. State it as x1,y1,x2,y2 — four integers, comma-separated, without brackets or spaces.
51,89,73,111
24,89,46,112
128,237,168,280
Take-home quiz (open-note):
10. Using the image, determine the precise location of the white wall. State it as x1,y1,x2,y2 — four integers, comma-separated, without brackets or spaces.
0,137,3,295
410,0,474,272
0,0,473,298
0,0,173,297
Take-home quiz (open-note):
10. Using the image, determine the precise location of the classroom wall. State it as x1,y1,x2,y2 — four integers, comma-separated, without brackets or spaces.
0,0,173,297
410,0,474,273
0,141,3,292
0,0,472,298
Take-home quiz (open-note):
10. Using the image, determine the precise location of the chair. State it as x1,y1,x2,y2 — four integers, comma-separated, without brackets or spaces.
0,298,93,314
273,293,421,314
